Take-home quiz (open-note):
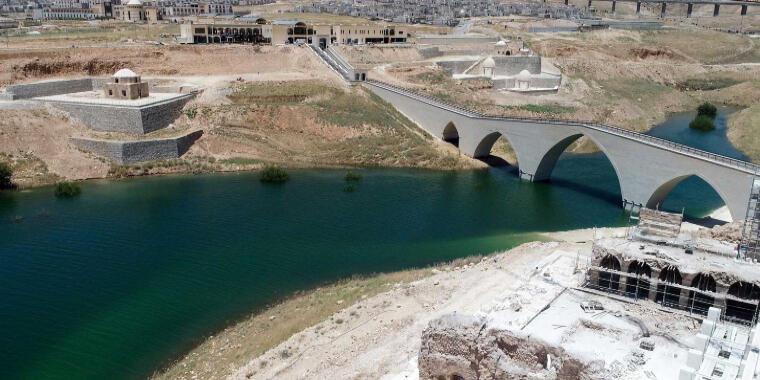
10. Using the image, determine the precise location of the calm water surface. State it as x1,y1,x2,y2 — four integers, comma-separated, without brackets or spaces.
0,108,741,379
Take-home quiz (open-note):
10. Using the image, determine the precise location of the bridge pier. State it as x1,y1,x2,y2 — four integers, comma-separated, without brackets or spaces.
687,3,693,18
661,2,667,18
742,4,748,16
611,1,616,14
636,1,641,14
713,4,720,17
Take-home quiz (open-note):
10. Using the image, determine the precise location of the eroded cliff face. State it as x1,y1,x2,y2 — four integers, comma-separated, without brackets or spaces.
418,313,606,380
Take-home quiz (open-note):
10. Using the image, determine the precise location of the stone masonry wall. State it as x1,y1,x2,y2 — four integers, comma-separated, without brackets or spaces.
437,60,478,75
140,95,194,134
4,78,96,99
493,56,541,75
49,93,195,134
55,101,145,133
71,130,203,164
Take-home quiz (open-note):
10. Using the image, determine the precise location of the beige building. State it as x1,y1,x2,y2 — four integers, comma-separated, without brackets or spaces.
103,69,150,100
120,0,161,22
178,17,406,46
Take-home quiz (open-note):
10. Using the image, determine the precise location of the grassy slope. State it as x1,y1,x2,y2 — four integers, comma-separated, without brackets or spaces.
728,106,760,162
106,80,477,180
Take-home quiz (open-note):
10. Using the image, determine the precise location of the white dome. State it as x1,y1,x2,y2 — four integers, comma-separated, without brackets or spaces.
126,0,142,6
516,69,531,81
482,56,496,68
114,68,138,78
495,40,507,46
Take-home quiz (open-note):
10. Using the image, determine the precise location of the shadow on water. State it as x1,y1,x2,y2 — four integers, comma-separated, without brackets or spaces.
477,155,512,168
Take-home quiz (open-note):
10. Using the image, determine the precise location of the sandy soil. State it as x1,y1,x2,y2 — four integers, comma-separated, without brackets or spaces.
1,45,329,86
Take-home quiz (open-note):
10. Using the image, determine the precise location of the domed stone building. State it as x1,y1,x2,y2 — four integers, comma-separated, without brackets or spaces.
103,69,149,100
121,0,146,22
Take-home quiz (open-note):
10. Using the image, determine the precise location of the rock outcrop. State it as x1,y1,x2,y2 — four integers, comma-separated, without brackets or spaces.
418,313,604,380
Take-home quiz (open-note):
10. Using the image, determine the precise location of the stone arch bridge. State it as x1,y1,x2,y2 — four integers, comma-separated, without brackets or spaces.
364,80,758,221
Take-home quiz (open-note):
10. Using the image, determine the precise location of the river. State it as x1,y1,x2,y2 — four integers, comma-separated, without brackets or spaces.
0,107,742,379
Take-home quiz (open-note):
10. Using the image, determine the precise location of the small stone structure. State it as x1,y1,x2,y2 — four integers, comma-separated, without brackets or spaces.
437,40,562,93
103,69,149,100
419,313,597,379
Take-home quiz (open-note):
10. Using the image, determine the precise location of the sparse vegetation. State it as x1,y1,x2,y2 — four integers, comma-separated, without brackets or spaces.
506,104,576,115
259,167,289,183
675,77,740,91
343,184,356,192
0,162,13,190
184,108,197,119
54,181,81,198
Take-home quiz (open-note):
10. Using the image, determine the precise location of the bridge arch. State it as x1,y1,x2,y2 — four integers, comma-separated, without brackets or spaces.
534,133,623,183
645,174,731,219
472,131,520,166
442,122,459,147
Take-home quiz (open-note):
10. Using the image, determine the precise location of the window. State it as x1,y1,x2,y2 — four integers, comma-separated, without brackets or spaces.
108,90,112,95
115,78,119,83
121,90,126,97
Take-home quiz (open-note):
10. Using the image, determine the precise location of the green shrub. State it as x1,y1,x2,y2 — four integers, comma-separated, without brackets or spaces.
54,181,82,198
689,115,716,131
697,102,717,119
344,184,356,192
0,162,13,189
344,171,363,181
184,108,197,119
259,167,289,183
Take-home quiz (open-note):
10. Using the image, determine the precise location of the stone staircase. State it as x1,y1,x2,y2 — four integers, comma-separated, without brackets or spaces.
636,208,683,241
308,45,364,82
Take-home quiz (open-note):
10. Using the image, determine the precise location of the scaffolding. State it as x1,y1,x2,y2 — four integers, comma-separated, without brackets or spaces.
740,173,760,261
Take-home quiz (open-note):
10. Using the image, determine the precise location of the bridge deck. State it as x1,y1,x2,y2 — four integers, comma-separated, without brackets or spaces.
364,80,759,175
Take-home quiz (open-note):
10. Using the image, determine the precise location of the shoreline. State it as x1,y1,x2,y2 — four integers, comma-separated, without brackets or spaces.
154,208,735,380
150,226,615,380
3,160,490,192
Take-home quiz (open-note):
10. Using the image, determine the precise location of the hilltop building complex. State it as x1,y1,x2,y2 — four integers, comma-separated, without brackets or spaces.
178,17,408,45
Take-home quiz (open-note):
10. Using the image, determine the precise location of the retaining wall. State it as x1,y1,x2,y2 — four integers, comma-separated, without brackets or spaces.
437,60,479,75
49,94,194,134
417,36,499,45
493,56,541,76
71,130,203,164
3,78,98,100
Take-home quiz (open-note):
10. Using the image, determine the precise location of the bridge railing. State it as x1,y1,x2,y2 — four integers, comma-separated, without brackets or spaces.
364,79,759,173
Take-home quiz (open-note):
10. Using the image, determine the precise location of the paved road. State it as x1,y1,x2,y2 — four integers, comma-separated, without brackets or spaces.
451,21,473,35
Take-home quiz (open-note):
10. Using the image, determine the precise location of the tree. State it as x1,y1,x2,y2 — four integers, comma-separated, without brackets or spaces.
697,102,717,119
689,115,716,131
0,162,12,190
54,181,82,198
259,167,290,183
